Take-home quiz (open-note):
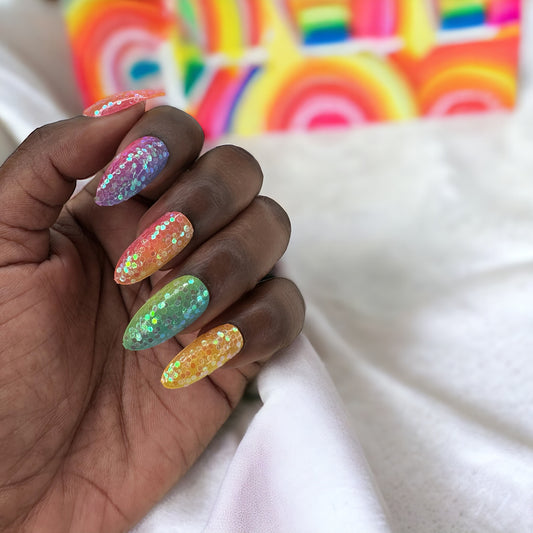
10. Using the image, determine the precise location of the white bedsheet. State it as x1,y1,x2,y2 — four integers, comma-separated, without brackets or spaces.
1,1,533,531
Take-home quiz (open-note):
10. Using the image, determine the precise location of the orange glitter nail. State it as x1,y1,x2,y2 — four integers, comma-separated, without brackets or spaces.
115,212,193,285
161,324,244,389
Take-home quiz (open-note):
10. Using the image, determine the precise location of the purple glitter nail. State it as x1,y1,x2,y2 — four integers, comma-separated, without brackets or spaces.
95,136,169,206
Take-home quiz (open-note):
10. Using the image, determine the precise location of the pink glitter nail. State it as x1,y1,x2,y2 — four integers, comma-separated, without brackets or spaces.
83,89,165,117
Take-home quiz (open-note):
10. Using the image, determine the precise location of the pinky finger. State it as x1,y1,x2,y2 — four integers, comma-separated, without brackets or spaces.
160,277,305,389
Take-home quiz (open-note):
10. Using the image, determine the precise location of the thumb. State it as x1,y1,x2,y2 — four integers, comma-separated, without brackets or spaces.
0,106,145,266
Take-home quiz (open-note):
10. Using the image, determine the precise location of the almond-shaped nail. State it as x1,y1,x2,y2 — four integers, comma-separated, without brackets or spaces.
161,324,244,389
83,89,165,117
115,212,194,285
123,275,210,351
95,136,169,206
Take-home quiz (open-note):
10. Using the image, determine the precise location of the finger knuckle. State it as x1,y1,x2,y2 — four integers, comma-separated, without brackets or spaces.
281,278,306,323
215,236,248,272
208,145,264,188
277,278,306,327
193,175,232,213
157,105,204,137
255,196,291,239
180,110,205,146
258,278,305,348
19,124,63,178
26,123,55,147
195,235,249,291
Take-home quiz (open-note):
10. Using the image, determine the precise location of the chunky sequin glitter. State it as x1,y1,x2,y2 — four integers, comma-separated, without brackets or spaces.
95,136,169,206
161,324,244,389
123,275,209,351
83,89,165,117
115,212,193,285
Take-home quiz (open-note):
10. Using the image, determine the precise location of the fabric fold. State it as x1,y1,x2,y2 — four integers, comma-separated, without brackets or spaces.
203,335,391,533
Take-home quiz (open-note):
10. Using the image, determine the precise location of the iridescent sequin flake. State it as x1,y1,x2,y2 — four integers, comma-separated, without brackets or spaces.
123,275,210,351
161,324,244,389
95,136,169,206
115,212,194,285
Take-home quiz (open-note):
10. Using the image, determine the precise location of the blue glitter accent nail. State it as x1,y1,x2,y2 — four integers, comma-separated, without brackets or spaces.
95,136,169,206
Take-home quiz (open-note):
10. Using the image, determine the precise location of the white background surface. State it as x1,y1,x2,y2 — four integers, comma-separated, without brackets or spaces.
1,1,533,531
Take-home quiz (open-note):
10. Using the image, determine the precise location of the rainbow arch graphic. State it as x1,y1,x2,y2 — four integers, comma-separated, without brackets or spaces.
393,32,520,118
63,0,521,138
233,55,417,134
64,0,175,105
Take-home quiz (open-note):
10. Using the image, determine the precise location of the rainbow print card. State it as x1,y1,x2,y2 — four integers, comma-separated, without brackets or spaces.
62,0,521,138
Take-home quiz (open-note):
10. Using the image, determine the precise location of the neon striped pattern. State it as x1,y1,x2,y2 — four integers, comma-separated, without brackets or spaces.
63,0,521,138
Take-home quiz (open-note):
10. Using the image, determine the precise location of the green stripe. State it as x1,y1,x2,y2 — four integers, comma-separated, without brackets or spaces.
298,6,350,31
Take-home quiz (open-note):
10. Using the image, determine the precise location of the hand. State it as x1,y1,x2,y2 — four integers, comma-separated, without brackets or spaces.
0,105,304,532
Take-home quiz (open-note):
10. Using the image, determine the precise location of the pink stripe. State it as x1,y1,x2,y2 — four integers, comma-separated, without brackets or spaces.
487,0,520,24
351,0,397,37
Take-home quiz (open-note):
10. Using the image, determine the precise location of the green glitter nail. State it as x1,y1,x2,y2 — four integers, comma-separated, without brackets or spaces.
122,275,210,351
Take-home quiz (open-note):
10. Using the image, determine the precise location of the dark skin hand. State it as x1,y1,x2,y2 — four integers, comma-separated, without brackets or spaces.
0,106,304,532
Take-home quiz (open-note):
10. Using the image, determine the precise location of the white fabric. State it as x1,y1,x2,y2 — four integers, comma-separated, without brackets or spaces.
2,1,533,531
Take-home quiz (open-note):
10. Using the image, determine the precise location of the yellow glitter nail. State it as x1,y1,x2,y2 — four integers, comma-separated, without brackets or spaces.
161,324,244,389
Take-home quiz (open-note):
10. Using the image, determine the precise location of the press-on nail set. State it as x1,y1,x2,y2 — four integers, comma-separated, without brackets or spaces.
89,90,243,388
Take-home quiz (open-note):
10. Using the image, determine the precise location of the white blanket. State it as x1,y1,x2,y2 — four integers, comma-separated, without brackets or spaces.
1,1,533,531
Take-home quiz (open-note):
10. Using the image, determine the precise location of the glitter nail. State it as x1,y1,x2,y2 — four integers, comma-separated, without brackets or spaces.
161,324,244,389
115,212,194,285
95,136,169,206
83,89,165,117
123,275,209,350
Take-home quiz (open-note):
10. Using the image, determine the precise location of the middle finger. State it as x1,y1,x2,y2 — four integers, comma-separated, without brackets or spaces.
114,144,264,284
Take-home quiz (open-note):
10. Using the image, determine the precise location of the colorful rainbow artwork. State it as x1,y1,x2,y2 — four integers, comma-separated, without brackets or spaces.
63,0,176,106
176,0,265,54
439,0,487,30
62,0,521,138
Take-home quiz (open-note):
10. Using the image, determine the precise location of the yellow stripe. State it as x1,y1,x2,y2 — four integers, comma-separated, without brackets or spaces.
420,65,516,105
399,0,437,59
212,0,243,57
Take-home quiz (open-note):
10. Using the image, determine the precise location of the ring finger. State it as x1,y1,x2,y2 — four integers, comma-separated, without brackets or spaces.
160,277,305,389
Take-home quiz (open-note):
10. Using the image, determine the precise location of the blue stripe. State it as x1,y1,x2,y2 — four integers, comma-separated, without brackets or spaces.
130,61,161,81
441,11,486,30
225,66,261,134
304,27,349,45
